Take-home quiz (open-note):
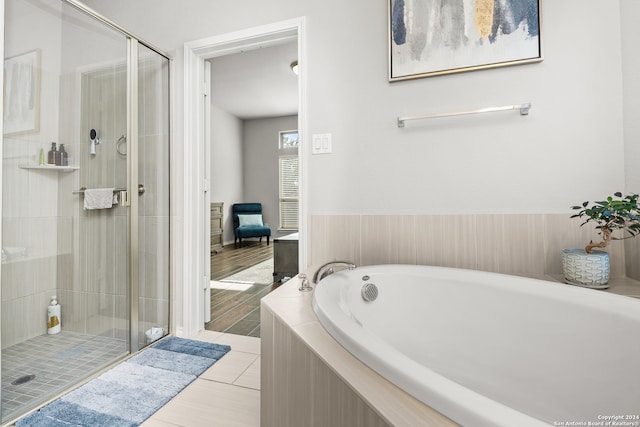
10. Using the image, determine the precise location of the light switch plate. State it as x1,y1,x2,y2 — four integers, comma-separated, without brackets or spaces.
312,133,332,154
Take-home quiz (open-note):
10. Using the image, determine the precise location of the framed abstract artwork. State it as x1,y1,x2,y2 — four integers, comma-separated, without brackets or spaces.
3,49,41,135
388,0,542,81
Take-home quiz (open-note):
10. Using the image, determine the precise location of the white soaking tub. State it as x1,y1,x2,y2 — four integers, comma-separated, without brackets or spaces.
311,264,640,427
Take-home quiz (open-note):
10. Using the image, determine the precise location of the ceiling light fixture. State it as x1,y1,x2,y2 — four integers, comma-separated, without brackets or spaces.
290,60,299,75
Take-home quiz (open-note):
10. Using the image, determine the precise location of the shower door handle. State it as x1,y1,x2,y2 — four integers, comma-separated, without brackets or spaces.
120,190,131,207
120,185,145,207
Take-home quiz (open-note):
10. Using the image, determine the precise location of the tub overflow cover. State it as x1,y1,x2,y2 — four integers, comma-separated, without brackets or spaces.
361,283,378,302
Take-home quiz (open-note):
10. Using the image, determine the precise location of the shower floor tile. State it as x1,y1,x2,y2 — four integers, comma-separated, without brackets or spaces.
1,331,127,422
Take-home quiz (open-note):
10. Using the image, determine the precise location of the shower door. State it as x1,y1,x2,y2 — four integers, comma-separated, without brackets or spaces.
0,0,171,423
78,40,171,352
71,9,172,356
134,43,171,351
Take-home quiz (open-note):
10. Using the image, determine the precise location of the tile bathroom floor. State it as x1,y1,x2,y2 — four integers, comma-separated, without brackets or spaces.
141,330,261,427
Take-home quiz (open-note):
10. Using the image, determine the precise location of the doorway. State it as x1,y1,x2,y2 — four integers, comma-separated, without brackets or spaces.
205,42,299,333
181,18,307,338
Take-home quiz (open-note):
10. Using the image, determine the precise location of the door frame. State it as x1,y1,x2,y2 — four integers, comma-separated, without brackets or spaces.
181,17,308,337
203,60,212,324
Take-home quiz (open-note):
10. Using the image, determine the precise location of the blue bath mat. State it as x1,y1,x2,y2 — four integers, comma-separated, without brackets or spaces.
16,337,231,427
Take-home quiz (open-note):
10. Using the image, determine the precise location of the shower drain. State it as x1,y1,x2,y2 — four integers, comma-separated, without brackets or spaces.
11,374,36,386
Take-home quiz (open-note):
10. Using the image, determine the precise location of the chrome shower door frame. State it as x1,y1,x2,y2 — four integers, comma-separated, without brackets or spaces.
127,38,141,351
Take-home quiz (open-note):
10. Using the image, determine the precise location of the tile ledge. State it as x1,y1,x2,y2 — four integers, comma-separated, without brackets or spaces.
262,276,457,427
539,274,640,298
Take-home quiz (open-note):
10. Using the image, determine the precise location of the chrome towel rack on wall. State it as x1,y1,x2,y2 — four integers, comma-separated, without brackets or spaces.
72,184,146,195
397,103,531,128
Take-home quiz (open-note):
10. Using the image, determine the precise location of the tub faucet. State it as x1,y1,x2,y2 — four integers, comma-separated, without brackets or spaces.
312,261,356,284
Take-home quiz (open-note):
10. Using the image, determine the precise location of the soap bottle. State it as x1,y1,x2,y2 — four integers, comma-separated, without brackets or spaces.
47,296,61,334
47,142,57,165
59,144,68,166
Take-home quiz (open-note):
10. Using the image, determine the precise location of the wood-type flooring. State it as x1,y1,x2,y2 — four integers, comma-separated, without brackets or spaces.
206,241,280,337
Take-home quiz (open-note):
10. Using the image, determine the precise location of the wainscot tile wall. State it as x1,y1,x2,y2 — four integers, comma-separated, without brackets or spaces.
309,214,630,280
0,64,171,349
625,237,640,280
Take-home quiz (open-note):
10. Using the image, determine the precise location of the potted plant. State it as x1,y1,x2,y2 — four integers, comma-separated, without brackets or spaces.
564,192,640,288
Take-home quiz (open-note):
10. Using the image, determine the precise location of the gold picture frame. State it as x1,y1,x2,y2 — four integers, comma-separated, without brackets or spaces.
388,1,542,81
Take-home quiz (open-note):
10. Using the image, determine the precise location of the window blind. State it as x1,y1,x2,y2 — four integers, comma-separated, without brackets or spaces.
279,155,299,229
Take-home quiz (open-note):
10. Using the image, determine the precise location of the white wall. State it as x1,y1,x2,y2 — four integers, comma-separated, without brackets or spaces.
210,105,243,244
306,0,623,215
620,0,640,279
82,0,629,216
621,0,640,193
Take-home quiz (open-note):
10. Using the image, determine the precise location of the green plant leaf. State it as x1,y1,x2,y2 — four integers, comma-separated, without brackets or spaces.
570,193,640,247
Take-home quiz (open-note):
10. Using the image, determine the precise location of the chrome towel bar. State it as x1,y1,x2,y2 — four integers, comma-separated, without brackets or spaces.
397,103,531,128
73,184,145,195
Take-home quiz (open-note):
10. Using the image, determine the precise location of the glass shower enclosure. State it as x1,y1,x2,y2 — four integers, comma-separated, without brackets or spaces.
0,0,171,423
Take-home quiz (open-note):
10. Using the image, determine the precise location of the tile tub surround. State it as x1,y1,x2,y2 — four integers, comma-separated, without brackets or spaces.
309,213,630,280
261,274,640,427
625,237,640,280
260,277,458,427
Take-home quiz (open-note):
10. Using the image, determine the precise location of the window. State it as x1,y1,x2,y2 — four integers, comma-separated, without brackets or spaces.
279,130,299,149
279,155,299,229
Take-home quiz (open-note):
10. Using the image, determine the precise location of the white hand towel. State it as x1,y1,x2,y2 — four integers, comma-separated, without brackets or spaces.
83,188,114,210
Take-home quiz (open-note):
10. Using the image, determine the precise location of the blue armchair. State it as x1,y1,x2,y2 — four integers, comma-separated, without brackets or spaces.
232,203,272,247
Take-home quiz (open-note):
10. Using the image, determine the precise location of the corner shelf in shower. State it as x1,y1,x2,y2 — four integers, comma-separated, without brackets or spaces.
19,164,79,172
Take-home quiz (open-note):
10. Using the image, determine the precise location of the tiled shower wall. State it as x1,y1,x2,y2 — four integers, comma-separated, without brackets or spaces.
309,214,629,280
1,141,60,347
1,21,63,347
55,66,129,341
2,51,169,350
52,59,169,344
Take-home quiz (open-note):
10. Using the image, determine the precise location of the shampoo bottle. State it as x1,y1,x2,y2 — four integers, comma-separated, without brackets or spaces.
47,143,57,165
47,296,61,334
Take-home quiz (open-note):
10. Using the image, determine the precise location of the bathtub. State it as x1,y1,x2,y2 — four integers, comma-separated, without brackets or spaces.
311,264,640,427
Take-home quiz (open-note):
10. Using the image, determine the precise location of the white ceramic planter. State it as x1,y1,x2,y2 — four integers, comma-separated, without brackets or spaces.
562,248,610,289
